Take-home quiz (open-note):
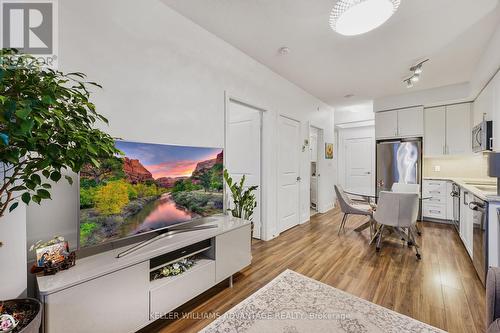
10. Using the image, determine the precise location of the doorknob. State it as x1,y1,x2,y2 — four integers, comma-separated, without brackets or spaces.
365,172,371,175
297,176,301,181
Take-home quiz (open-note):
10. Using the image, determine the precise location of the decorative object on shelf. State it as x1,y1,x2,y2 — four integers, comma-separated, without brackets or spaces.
41,252,76,276
0,298,42,333
223,169,258,235
0,48,120,246
488,152,500,196
330,0,401,36
35,241,69,267
150,257,197,281
29,236,76,275
325,143,334,159
403,59,429,88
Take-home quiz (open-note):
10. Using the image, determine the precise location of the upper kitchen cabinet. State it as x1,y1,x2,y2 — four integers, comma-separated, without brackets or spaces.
446,103,471,155
375,106,423,139
424,106,446,156
424,103,471,157
375,111,398,138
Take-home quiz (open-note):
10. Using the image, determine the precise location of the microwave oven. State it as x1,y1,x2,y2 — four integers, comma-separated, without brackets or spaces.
472,120,493,153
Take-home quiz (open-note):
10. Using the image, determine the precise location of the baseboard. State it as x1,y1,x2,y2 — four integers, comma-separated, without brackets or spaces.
319,202,334,214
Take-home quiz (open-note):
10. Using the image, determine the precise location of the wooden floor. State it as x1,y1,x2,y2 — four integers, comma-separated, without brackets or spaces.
142,208,486,333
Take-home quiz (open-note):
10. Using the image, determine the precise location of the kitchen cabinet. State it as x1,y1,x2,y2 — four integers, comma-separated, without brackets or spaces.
423,103,471,157
375,111,398,138
424,106,446,156
375,106,423,139
460,189,473,258
446,103,471,155
422,180,450,220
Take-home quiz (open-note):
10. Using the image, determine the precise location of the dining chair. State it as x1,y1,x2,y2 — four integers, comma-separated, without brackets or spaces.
372,191,421,259
391,182,422,236
334,185,373,235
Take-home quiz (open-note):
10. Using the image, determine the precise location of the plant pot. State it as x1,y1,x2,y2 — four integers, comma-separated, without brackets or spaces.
0,298,42,333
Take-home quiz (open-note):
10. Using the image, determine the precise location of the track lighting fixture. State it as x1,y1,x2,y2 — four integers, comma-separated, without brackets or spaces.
403,59,428,88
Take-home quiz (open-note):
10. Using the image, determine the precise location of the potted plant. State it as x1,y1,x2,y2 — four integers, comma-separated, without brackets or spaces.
223,169,258,235
0,49,119,331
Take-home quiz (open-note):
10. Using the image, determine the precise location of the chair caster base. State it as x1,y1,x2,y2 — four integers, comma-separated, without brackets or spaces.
376,247,380,252
417,232,422,236
407,241,413,246
416,253,421,260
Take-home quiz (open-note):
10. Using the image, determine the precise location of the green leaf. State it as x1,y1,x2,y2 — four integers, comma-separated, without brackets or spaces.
36,189,51,199
9,202,19,212
65,175,73,185
32,195,41,204
50,171,61,182
42,170,50,178
31,174,41,185
15,107,31,120
21,192,31,205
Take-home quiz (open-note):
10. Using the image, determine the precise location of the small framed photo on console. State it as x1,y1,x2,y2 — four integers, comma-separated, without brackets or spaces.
36,241,69,267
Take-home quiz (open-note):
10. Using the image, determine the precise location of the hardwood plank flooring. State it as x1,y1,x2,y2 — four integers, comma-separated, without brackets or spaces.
141,208,485,333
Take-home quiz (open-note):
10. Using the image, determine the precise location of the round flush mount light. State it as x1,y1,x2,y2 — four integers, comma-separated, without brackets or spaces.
330,0,401,36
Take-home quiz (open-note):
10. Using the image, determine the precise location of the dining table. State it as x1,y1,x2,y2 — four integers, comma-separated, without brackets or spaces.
343,190,432,233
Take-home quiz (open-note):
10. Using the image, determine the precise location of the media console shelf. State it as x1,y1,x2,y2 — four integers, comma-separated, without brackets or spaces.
36,215,251,333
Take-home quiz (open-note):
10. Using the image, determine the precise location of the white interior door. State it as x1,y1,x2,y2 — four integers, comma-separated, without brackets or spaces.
345,137,374,195
278,115,301,233
226,100,262,239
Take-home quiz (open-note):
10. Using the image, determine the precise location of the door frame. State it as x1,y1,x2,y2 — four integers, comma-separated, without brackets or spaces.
224,91,266,239
309,125,323,215
276,113,302,234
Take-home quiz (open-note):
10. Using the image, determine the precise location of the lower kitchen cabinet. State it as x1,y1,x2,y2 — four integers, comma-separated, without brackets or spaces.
460,189,474,258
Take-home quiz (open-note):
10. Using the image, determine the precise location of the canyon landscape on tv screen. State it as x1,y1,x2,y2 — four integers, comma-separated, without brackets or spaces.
79,140,223,248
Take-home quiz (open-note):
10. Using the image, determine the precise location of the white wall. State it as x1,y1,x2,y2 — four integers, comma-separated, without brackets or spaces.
0,167,27,299
26,0,335,245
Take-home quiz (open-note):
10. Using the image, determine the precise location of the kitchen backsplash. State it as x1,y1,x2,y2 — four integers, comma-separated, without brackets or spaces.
424,154,493,179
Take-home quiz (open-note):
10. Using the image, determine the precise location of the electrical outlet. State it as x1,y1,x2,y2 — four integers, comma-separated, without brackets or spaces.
433,165,441,172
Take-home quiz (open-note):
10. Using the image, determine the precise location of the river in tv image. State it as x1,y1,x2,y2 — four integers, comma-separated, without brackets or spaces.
79,141,224,248
119,193,196,236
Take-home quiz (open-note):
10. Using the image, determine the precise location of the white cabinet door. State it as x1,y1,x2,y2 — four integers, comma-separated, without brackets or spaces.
446,103,471,155
424,106,446,156
460,190,473,258
375,111,398,139
398,106,424,137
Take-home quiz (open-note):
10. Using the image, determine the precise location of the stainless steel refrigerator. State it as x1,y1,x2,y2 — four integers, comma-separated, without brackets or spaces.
376,138,422,196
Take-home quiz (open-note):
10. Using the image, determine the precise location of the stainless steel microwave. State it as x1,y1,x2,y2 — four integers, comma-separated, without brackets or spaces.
472,120,493,153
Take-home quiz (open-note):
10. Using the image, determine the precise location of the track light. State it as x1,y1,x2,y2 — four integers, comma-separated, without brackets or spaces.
403,59,428,88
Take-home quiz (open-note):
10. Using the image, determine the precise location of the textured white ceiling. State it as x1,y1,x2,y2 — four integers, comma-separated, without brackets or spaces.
162,0,500,106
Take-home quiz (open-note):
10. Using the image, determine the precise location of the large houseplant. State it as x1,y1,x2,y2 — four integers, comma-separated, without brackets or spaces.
223,169,258,234
0,49,119,229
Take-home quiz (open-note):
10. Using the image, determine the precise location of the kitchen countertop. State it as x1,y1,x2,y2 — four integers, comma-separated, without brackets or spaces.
424,176,498,202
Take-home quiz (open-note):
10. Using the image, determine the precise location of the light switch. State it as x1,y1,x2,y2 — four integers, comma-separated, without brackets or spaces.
433,165,441,172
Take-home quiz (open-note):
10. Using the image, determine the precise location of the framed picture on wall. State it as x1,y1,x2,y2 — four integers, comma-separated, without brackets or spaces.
325,143,334,159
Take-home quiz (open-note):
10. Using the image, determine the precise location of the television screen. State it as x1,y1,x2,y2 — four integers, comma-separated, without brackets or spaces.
79,140,224,248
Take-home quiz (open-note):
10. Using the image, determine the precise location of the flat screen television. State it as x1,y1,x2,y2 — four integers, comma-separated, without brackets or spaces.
78,140,224,248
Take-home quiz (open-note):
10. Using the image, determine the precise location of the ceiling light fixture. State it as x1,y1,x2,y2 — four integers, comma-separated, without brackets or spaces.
278,47,290,56
403,59,429,88
330,0,401,36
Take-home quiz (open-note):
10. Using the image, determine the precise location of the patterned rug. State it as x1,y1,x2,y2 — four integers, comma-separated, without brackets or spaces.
199,270,445,333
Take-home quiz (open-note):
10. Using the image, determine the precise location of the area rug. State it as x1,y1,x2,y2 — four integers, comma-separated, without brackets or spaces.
199,270,445,333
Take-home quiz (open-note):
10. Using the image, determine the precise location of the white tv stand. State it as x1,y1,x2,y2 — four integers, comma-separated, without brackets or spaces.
36,215,252,333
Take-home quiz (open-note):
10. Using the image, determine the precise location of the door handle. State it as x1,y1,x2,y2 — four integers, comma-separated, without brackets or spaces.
365,172,371,175
296,176,301,182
